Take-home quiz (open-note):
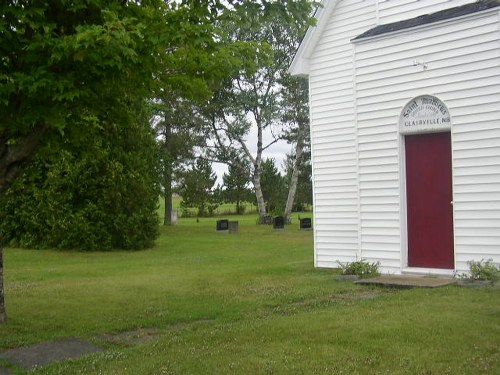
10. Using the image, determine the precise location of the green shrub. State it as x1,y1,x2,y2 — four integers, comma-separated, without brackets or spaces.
0,105,160,251
457,259,500,282
338,259,380,278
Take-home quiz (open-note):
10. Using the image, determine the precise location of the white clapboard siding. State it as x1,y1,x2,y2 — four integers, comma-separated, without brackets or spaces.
377,0,475,24
298,0,500,273
309,0,376,268
353,8,500,272
453,118,500,271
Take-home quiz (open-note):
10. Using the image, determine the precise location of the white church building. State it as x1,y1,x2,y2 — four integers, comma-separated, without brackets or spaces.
290,0,500,275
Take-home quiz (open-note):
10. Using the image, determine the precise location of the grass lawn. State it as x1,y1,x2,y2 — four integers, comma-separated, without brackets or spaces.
1,216,499,374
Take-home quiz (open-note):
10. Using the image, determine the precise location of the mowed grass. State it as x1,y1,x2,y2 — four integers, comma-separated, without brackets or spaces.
0,216,499,374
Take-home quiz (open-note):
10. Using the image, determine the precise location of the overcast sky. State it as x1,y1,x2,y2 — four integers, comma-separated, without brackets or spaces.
212,126,291,185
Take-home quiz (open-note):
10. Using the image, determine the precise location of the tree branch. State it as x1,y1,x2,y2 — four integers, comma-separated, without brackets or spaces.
261,137,281,152
0,125,48,193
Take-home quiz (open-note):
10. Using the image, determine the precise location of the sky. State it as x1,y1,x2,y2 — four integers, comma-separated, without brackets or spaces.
212,127,291,185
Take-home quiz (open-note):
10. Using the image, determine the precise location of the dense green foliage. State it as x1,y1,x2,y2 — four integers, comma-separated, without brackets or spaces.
0,106,160,250
0,0,243,247
0,0,165,158
260,158,287,214
0,0,172,254
221,160,253,214
178,159,219,217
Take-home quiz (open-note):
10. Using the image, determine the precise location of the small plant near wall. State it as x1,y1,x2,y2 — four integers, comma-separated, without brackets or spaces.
337,259,380,279
455,259,500,284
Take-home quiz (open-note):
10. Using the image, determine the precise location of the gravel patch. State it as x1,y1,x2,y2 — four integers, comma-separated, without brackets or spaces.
0,338,103,370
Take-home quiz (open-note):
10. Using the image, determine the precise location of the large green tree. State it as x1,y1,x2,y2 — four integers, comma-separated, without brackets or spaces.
0,0,167,325
153,1,261,225
153,97,207,225
0,0,234,323
0,104,160,250
1,1,164,189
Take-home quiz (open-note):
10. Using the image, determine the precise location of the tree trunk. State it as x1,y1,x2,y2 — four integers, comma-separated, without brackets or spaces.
163,120,174,225
235,118,268,223
0,246,6,323
163,162,173,225
0,126,47,193
0,125,47,324
253,115,268,223
284,152,303,221
164,188,173,225
284,125,306,221
253,164,268,222
253,120,267,222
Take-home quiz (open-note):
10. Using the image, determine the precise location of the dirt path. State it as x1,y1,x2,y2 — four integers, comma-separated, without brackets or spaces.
0,338,103,372
0,327,160,373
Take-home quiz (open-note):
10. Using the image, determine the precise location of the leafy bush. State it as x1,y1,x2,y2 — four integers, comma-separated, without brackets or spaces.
0,104,160,251
457,259,500,282
178,159,220,217
338,259,380,278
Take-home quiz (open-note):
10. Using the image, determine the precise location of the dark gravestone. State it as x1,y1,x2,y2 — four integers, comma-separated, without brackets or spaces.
260,215,273,225
299,218,312,230
216,219,229,232
273,216,285,230
228,221,239,233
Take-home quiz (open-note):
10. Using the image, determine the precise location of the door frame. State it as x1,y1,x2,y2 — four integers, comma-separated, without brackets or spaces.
398,95,456,274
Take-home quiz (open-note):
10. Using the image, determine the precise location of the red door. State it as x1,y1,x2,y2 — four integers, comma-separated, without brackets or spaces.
405,132,454,269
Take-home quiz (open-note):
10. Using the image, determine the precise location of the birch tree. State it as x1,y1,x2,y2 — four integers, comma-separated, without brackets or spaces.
207,0,315,223
280,75,310,221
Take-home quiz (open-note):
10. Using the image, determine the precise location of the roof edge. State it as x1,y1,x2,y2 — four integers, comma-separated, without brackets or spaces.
289,0,339,77
353,0,500,41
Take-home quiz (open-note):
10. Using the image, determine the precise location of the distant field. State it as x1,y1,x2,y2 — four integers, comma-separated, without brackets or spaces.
158,196,259,218
158,196,311,218
1,217,499,374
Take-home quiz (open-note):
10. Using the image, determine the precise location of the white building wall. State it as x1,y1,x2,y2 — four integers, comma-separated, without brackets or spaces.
306,0,500,272
450,14,500,271
377,0,476,24
353,9,500,273
308,0,377,267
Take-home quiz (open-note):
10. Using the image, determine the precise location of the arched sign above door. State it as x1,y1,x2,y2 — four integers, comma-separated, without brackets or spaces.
399,95,451,135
